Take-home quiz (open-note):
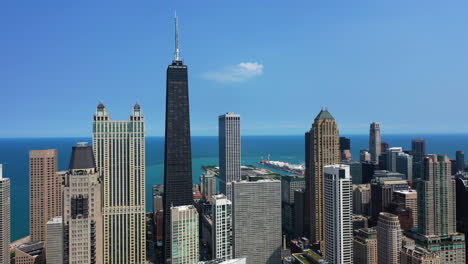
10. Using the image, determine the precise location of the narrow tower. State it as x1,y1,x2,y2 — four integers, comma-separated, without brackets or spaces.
369,122,381,164
163,14,194,261
219,112,241,200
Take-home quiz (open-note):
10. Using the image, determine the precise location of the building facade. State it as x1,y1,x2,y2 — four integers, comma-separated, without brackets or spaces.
369,122,381,164
323,165,353,264
15,242,45,264
305,109,340,248
93,104,146,263
456,151,465,173
377,212,402,264
218,112,241,200
400,245,441,264
46,216,63,264
353,228,377,264
281,175,305,237
232,180,281,264
170,205,199,264
353,184,371,216
29,149,62,242
394,190,418,229
212,194,232,261
0,165,10,264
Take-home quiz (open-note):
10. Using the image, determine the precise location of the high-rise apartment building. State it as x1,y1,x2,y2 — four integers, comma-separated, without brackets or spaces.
323,164,353,264
377,212,402,264
163,15,194,259
305,109,339,247
369,122,381,164
281,175,305,236
46,216,63,264
393,190,418,229
353,228,377,264
170,205,199,264
353,184,371,215
0,164,10,264
219,112,241,200
63,144,103,264
232,179,281,264
93,103,146,263
29,149,62,242
212,194,232,261
400,245,441,264
456,150,465,172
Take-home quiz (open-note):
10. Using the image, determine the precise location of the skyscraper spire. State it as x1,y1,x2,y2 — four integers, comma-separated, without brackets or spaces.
174,11,180,61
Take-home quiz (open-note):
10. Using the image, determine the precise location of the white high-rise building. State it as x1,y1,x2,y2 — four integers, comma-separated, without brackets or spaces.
46,216,63,264
369,122,381,164
171,205,199,264
0,164,10,264
93,103,146,263
212,194,232,261
324,164,353,264
219,112,241,200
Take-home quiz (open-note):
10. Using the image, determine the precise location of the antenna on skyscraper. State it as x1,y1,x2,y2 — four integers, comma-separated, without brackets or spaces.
174,11,180,61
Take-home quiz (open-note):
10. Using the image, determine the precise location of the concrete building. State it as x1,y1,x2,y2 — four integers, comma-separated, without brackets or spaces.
294,189,305,238
305,109,340,249
14,241,45,264
353,184,371,216
396,152,413,181
93,103,146,263
456,150,465,173
377,212,402,264
63,144,103,264
369,122,382,164
323,165,353,264
400,245,441,264
353,228,377,264
232,179,281,264
370,177,409,219
360,150,372,162
0,164,10,264
393,189,418,228
219,112,241,200
281,175,305,236
29,149,62,242
45,216,63,264
170,205,199,264
212,194,232,261
201,171,217,200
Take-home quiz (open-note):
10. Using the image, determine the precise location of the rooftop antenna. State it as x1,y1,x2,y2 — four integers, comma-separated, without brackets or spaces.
174,11,180,61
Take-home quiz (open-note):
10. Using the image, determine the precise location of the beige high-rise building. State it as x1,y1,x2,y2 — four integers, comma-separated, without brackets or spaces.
63,144,103,264
353,184,371,215
353,228,377,264
46,216,63,264
394,189,418,228
29,149,62,242
170,205,199,264
377,212,402,264
400,245,441,264
93,103,146,263
0,164,10,264
305,109,339,248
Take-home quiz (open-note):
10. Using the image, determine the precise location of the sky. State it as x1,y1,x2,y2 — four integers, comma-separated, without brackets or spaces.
2,0,468,137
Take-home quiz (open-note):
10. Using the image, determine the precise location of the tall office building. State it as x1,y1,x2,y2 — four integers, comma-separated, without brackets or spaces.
163,15,194,259
46,216,63,264
63,144,103,264
360,150,372,162
219,112,241,200
370,177,409,219
232,179,281,264
212,194,232,261
411,139,426,164
294,189,305,238
353,228,377,264
29,149,62,242
369,122,381,164
396,152,413,181
305,109,339,247
353,184,371,215
377,212,402,264
323,165,353,264
200,171,217,200
93,103,146,263
456,150,465,172
170,205,199,264
281,175,305,236
393,190,418,229
0,165,10,264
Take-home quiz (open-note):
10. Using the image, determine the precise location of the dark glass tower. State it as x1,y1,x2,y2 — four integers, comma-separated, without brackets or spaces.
163,15,193,260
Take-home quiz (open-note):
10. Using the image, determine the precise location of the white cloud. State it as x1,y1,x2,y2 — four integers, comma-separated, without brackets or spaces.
202,62,264,82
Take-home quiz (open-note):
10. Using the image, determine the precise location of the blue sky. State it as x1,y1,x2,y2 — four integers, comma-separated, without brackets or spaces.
2,0,468,137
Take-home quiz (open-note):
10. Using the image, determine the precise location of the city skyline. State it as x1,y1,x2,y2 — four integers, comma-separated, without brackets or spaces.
3,1,468,137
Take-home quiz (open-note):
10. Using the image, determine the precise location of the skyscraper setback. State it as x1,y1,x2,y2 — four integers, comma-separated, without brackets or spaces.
305,109,340,248
163,15,194,260
29,149,62,242
219,112,241,200
369,122,381,164
93,104,146,263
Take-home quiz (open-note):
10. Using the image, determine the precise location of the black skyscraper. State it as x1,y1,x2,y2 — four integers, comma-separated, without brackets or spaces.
456,150,466,172
163,15,193,260
411,138,426,163
339,136,351,152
